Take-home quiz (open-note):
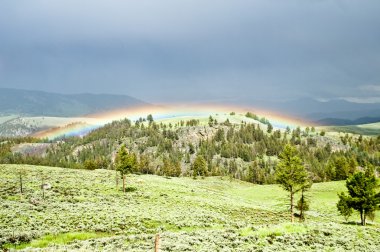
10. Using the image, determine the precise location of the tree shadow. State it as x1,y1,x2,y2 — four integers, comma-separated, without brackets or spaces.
341,221,376,226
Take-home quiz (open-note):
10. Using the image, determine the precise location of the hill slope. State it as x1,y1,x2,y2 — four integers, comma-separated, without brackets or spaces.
0,88,147,117
1,164,379,251
320,122,380,136
0,116,95,137
316,116,380,126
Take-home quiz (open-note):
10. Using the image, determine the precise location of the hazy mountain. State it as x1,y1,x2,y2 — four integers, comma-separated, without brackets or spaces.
0,88,148,117
1,87,380,126
316,116,380,126
239,98,380,124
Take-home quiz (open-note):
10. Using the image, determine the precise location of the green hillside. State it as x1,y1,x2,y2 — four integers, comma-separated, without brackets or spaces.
1,164,379,251
320,122,380,136
1,113,378,184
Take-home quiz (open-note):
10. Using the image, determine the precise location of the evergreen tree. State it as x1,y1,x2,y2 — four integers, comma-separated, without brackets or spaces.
296,181,312,221
147,114,154,124
116,145,137,193
305,127,310,136
139,154,152,174
208,116,214,127
172,161,182,177
285,126,291,134
276,144,309,222
83,159,97,170
267,123,273,133
192,155,207,177
248,160,264,184
337,192,353,222
296,192,309,221
214,128,225,142
337,170,380,225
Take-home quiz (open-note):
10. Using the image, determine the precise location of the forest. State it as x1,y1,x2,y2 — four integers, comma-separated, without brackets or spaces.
1,113,379,185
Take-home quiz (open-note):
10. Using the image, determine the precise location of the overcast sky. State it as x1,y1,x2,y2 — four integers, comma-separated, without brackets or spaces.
0,0,379,103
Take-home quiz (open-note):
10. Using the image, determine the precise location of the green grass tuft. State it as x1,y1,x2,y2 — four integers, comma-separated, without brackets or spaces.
241,223,308,238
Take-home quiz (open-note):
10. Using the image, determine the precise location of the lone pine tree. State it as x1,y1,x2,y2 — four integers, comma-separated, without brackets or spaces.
116,145,137,193
276,144,309,223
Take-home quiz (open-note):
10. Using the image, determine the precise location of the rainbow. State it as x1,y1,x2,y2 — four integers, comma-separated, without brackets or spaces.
33,103,314,140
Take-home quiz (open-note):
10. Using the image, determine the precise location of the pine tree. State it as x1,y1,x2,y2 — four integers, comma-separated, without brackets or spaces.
337,169,380,225
192,155,207,177
267,123,273,133
147,114,154,124
296,181,312,222
139,154,151,174
337,192,353,222
275,144,309,222
208,116,214,127
116,145,137,193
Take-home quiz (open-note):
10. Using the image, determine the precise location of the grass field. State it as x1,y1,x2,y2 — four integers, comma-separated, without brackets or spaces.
320,122,380,136
0,164,379,251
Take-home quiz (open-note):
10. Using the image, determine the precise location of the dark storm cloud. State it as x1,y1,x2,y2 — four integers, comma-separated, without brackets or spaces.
0,0,380,103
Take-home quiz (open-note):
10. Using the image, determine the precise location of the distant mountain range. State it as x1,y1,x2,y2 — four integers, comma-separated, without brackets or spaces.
0,88,148,117
316,116,380,126
240,98,380,126
1,88,379,126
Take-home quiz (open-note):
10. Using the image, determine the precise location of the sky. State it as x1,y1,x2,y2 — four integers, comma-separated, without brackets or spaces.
0,0,380,104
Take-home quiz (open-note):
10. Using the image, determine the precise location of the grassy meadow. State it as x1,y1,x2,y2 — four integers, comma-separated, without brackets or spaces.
320,122,380,136
0,164,379,251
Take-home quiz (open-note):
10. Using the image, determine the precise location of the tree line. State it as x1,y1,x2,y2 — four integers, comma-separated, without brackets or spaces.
0,114,379,185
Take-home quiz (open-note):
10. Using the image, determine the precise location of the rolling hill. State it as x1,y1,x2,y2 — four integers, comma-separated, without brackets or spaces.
320,122,380,136
1,107,379,251
316,117,380,126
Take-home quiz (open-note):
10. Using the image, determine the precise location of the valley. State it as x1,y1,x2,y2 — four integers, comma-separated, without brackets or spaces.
2,1,380,251
0,109,379,251
320,122,380,136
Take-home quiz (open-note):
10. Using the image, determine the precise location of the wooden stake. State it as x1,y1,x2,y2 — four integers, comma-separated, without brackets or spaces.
19,172,23,194
154,234,160,252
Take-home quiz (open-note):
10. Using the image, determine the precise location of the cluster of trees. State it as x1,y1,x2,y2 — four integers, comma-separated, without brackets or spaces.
2,113,380,226
275,144,380,225
245,112,270,125
161,155,182,177
0,114,379,187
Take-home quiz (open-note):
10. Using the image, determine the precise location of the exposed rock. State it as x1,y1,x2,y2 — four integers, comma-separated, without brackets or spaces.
11,143,52,157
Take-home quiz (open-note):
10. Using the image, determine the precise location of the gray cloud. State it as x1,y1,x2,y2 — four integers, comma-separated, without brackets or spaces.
0,0,380,103
359,85,380,93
